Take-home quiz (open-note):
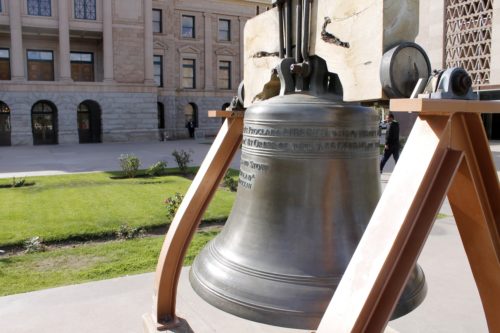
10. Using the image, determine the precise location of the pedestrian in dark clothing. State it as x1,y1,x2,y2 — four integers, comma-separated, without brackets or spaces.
186,120,195,138
380,113,400,173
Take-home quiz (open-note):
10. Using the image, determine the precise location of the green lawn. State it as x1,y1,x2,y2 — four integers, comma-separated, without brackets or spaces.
0,230,219,296
0,171,236,247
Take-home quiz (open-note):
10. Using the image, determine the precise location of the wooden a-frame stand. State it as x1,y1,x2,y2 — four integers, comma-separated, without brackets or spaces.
317,99,500,332
144,99,500,333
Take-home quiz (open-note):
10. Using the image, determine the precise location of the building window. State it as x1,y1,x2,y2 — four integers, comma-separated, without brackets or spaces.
182,15,195,38
74,0,96,20
218,61,231,90
27,50,54,81
27,0,51,17
0,101,11,146
219,19,231,41
182,58,195,89
77,101,101,143
153,9,162,33
70,52,94,82
154,55,163,87
31,101,58,145
0,49,10,80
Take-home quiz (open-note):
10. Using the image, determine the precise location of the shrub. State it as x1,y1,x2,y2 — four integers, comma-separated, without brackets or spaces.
223,172,238,192
12,177,26,188
172,149,193,175
116,224,145,240
119,154,141,178
24,236,46,253
146,161,168,177
165,192,184,221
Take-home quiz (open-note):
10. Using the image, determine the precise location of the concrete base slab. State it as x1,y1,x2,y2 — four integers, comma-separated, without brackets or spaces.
142,268,399,333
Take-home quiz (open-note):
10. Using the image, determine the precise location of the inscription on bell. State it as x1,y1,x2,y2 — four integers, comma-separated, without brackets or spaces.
242,123,379,157
243,138,378,152
243,125,378,139
238,170,256,189
241,158,270,172
239,157,269,190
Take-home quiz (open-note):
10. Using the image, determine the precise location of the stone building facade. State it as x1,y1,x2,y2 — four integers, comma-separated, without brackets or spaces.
0,0,270,146
417,0,500,139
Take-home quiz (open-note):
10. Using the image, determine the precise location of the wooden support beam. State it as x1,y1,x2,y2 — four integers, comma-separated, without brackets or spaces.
207,110,245,118
391,98,500,114
317,99,500,332
146,115,244,330
447,113,500,332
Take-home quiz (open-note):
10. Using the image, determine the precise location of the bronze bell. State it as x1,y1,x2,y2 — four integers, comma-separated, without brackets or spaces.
190,92,427,329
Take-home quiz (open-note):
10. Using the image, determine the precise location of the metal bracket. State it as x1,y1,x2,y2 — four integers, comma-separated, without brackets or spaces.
421,67,477,100
277,57,296,95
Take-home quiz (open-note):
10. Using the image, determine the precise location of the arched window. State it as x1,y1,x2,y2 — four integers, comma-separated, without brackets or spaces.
31,101,57,145
184,103,198,139
0,101,11,146
184,102,198,127
77,100,102,143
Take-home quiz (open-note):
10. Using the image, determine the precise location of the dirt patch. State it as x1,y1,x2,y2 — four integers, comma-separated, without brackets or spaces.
0,182,36,189
0,220,226,257
32,255,107,271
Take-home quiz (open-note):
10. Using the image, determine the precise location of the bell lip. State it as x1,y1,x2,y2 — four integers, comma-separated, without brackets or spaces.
190,242,428,329
189,264,325,330
390,266,428,320
190,262,428,328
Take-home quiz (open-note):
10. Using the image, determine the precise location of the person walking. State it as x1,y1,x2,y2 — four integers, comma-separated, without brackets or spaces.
380,113,400,173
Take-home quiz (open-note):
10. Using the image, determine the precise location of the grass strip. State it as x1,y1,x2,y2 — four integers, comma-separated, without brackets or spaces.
0,230,219,296
0,171,235,247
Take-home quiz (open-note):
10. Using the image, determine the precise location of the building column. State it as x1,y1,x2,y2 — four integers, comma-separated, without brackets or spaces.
103,0,114,82
58,0,72,81
9,0,24,80
204,13,214,90
144,0,154,84
238,17,247,80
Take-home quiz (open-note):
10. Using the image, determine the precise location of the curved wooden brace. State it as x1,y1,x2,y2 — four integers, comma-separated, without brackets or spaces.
149,115,243,328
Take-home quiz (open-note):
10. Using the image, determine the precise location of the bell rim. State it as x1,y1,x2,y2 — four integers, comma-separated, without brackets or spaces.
189,264,326,330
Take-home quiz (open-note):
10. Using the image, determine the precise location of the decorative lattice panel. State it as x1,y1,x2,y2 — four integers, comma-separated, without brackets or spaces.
445,0,493,87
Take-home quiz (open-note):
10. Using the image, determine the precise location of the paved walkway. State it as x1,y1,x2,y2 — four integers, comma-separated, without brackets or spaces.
0,140,499,332
0,140,242,179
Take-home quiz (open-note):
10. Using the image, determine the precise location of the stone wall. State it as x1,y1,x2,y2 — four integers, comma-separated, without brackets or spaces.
415,0,445,71
157,94,233,139
1,91,157,145
113,27,146,83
